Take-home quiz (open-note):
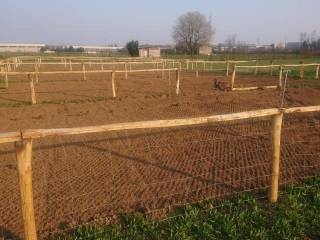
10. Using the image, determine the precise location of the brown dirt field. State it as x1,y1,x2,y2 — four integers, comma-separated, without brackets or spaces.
0,70,320,239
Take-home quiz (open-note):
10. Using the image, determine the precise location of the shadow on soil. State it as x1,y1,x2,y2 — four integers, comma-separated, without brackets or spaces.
0,226,22,240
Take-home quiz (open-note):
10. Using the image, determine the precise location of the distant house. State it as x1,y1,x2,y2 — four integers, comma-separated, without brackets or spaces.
198,45,212,55
139,46,161,58
0,43,45,53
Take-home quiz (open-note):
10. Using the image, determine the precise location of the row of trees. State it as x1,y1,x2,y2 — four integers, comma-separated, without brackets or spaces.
40,45,85,53
300,31,320,52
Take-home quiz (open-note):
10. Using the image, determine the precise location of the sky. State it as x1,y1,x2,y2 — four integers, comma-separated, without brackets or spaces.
0,0,319,46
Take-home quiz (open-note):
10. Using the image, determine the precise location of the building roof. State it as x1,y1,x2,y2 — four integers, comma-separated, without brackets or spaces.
72,45,123,50
0,43,45,47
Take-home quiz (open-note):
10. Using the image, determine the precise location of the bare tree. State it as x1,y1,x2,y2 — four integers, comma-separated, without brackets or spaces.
225,34,237,52
172,11,214,55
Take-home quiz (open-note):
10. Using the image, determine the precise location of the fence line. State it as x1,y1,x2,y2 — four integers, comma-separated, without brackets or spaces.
4,68,180,103
231,63,320,91
0,105,319,240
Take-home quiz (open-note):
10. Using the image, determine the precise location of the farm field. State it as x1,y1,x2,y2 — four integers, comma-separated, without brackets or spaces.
0,64,320,239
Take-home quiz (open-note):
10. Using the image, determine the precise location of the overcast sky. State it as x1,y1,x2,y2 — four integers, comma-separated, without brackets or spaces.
0,0,319,46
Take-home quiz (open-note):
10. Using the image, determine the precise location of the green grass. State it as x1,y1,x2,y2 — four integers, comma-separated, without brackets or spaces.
54,178,320,240
163,53,320,63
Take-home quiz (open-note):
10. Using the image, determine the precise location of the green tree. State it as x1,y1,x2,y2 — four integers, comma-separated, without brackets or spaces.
126,40,139,56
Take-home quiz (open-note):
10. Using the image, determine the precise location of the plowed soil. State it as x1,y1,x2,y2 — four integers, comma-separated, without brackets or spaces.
0,70,319,239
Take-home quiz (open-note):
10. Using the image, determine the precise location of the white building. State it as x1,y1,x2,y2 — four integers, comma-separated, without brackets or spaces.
139,47,161,58
0,43,45,53
72,45,124,54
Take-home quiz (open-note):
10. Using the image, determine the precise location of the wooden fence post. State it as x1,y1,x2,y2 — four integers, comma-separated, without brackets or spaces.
111,70,116,98
231,64,237,90
162,62,165,79
279,65,283,88
15,139,38,240
125,63,128,80
176,69,180,95
29,75,37,105
315,65,319,80
254,61,258,75
300,62,304,79
269,112,284,203
34,64,39,83
82,63,86,80
69,59,72,71
226,61,230,77
5,64,9,89
101,60,104,70
270,60,274,76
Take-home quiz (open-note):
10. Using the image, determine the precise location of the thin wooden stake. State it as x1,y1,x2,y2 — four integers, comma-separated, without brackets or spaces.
29,75,37,104
176,69,180,95
269,112,283,203
231,64,237,90
111,70,116,98
196,69,199,78
69,59,73,71
316,65,319,80
15,139,38,240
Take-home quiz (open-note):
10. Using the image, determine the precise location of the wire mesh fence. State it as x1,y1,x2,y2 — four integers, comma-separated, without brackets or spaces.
0,108,319,239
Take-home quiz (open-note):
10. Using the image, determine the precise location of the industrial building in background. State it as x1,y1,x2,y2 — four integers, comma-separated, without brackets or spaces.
0,43,45,53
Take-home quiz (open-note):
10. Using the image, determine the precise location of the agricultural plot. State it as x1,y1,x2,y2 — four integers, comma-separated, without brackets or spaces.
0,59,320,239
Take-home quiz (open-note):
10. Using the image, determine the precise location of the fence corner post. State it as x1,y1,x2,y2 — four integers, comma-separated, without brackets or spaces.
15,139,37,240
269,111,284,203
